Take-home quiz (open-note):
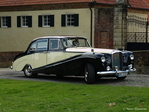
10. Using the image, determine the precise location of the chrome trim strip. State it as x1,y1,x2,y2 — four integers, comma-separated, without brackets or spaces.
97,68,136,75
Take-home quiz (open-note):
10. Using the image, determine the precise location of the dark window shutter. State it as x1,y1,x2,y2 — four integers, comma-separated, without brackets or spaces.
61,15,66,27
0,17,1,28
7,16,11,27
28,16,32,27
74,14,79,26
50,15,54,27
17,16,21,27
38,15,42,27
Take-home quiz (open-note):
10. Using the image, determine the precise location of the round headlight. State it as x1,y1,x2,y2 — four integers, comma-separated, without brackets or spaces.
130,54,134,60
101,56,106,63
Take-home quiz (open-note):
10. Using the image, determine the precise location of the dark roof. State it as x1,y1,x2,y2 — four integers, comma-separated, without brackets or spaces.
128,0,149,9
0,0,116,6
0,0,149,10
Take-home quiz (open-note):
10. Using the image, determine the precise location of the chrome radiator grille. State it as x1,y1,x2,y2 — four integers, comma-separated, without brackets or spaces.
112,52,122,70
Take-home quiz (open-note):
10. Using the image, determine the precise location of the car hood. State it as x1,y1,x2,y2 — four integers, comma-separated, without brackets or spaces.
66,47,121,54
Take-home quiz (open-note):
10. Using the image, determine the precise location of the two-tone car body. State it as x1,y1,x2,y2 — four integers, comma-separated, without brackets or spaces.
12,36,136,84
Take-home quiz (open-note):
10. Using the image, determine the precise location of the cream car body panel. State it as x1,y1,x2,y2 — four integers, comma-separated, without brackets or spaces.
34,53,47,68
47,52,66,65
13,54,35,71
66,47,119,54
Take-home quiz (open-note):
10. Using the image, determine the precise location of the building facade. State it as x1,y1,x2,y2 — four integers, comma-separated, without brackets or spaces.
0,0,149,67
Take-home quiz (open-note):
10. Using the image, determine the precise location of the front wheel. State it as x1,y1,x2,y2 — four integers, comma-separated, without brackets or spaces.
84,63,95,84
23,65,38,78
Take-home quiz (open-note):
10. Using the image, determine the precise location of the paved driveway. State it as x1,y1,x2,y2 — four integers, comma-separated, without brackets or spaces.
0,68,149,87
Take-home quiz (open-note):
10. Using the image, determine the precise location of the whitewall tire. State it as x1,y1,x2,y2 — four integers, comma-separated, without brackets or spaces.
24,65,38,78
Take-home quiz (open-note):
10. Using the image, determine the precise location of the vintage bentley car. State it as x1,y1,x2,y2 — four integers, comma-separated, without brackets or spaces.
12,36,136,84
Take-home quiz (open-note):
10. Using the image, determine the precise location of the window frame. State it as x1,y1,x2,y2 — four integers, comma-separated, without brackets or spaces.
0,16,11,28
49,39,63,50
61,14,79,27
66,14,75,26
17,16,32,27
36,39,48,51
1,17,7,27
21,16,28,27
38,15,54,27
43,15,50,27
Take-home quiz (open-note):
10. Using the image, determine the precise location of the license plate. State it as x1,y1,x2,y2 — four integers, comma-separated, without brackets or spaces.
117,73,128,77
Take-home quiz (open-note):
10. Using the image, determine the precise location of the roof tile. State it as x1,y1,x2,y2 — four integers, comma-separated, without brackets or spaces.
0,0,149,10
0,0,115,6
128,0,149,9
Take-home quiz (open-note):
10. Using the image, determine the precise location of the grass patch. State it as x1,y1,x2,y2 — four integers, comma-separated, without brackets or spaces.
0,79,148,112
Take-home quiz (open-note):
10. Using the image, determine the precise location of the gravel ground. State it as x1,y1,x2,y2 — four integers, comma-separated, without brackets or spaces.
0,68,149,87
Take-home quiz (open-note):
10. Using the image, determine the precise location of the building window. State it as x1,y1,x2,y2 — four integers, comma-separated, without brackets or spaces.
61,14,79,27
17,16,32,27
2,17,7,27
67,14,74,26
43,15,50,27
0,16,11,28
38,15,54,27
22,16,28,27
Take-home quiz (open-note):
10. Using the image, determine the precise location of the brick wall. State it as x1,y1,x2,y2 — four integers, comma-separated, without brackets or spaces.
94,8,114,49
0,52,23,68
133,51,149,74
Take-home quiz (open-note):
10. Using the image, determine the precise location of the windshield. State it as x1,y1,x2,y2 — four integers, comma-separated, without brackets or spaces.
62,37,91,48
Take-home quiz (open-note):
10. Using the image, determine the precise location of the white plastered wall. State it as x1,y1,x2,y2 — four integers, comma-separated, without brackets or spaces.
0,8,94,52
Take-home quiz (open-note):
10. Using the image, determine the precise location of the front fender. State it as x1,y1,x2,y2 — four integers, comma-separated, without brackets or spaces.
13,55,34,71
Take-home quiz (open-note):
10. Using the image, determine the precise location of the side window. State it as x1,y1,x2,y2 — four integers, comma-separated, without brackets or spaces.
78,39,88,47
30,42,36,51
49,39,63,50
36,39,48,51
27,41,36,53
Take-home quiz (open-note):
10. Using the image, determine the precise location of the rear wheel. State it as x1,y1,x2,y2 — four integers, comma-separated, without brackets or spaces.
84,63,95,84
24,65,38,78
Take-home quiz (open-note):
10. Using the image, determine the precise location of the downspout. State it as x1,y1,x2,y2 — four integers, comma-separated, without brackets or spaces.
88,2,93,46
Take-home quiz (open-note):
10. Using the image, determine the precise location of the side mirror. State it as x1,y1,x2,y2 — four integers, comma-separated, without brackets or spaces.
30,48,36,51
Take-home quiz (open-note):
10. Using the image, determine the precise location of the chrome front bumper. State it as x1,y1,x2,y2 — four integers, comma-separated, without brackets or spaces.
97,68,136,76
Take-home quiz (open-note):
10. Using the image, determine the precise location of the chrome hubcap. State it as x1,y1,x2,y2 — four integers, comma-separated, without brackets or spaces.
84,67,88,81
25,65,32,76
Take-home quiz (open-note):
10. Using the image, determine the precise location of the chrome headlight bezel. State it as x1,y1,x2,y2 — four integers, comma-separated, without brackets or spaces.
130,54,134,60
101,56,106,63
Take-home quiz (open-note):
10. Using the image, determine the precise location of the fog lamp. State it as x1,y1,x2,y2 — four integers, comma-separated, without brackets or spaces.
128,64,133,69
107,66,111,71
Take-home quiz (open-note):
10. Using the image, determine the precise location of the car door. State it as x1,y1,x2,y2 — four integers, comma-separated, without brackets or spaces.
34,39,48,68
47,39,65,65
